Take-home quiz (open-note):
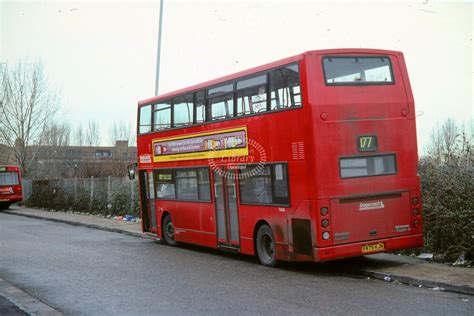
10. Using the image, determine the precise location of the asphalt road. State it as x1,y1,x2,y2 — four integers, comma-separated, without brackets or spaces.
0,213,472,315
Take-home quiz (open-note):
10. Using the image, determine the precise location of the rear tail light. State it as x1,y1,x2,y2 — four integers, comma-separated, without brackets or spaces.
412,197,419,206
413,219,420,228
321,207,328,216
322,232,330,240
321,219,329,228
412,209,420,216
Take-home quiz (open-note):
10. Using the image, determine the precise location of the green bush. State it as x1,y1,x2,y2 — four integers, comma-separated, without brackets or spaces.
419,162,473,261
419,119,473,262
25,177,139,218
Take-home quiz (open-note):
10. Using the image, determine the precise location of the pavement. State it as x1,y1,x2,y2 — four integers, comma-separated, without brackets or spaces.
2,206,473,300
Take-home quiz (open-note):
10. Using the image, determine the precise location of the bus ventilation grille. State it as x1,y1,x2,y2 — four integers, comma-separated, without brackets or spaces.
291,141,305,160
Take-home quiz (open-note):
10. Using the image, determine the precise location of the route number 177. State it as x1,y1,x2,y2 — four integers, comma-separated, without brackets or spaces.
357,136,377,152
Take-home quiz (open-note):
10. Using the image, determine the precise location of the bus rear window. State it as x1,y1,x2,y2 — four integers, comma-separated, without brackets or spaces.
323,56,393,85
340,154,397,179
0,172,19,186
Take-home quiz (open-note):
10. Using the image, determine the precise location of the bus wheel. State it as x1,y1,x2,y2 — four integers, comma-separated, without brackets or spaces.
256,225,277,267
162,214,177,246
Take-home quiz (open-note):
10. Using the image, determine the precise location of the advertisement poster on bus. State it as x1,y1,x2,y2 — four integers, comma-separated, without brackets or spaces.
152,127,249,162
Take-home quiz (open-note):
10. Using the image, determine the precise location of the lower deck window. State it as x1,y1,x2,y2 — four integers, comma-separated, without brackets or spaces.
238,163,289,206
156,170,176,199
340,154,397,179
156,168,210,201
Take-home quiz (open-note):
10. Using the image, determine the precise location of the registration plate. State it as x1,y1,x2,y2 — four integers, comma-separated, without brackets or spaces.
0,198,10,202
362,242,385,253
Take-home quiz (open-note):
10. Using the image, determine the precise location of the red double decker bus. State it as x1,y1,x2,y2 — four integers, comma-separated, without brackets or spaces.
134,49,423,266
0,165,22,210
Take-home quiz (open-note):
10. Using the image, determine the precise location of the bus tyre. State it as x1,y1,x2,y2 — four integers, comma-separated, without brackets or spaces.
162,214,178,246
256,224,277,267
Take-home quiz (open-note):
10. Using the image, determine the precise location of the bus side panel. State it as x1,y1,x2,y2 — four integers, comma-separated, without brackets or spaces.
236,83,315,258
155,199,218,248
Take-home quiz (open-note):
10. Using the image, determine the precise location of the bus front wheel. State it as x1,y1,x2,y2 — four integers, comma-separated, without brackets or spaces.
256,224,277,267
162,214,178,246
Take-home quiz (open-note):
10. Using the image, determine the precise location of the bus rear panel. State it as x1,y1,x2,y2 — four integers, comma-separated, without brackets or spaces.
0,165,22,210
306,50,422,261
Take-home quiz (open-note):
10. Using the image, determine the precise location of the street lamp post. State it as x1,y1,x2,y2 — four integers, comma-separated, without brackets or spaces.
155,0,164,96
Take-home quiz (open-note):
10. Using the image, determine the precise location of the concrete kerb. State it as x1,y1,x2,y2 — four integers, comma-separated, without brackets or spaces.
3,210,472,296
0,278,63,316
359,270,474,296
2,210,157,241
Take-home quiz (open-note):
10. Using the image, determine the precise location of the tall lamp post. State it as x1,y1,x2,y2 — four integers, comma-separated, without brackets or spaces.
155,0,164,96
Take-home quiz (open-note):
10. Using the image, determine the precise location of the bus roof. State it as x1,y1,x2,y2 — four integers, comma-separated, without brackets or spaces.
138,48,401,107
0,165,20,170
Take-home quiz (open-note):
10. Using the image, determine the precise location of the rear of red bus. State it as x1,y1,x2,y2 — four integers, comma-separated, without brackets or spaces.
0,165,22,210
304,49,423,261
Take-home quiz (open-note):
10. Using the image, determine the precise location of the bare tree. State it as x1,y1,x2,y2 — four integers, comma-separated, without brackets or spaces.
108,121,131,145
85,120,101,146
41,121,71,147
129,128,136,146
0,60,59,176
427,118,471,165
73,123,86,146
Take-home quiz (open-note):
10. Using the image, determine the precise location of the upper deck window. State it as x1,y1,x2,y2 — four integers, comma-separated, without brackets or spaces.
237,75,266,90
323,56,393,85
195,91,206,123
209,83,235,121
210,93,234,120
208,83,233,97
237,75,268,115
270,64,301,109
237,86,267,115
139,105,152,134
173,94,193,127
137,62,302,134
154,101,172,130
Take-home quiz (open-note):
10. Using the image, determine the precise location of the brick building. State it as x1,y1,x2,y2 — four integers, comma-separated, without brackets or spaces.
0,141,137,178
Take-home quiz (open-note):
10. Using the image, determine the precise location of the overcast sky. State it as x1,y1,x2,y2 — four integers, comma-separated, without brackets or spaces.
1,0,472,153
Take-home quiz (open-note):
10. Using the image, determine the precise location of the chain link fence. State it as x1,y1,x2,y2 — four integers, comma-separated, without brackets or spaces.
24,177,139,217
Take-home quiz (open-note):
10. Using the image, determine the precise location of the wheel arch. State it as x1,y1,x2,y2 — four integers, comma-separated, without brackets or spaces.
253,219,272,256
160,211,171,236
